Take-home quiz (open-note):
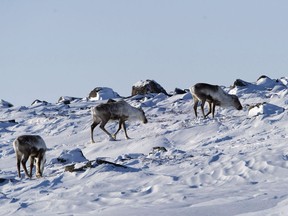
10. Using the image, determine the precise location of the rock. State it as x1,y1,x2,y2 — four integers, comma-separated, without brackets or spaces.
257,75,269,81
88,87,120,100
256,75,287,92
65,161,93,172
0,119,17,124
64,159,127,172
53,148,88,165
131,79,169,96
173,88,188,95
31,99,49,106
0,99,13,108
95,158,127,168
248,102,285,117
0,178,7,184
58,96,81,104
152,146,168,153
256,75,278,89
232,79,250,87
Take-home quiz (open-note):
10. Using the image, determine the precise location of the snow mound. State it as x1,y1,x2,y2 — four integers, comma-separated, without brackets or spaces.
89,87,120,100
256,75,279,88
31,99,49,106
230,75,287,97
248,102,285,117
279,77,288,85
51,148,88,164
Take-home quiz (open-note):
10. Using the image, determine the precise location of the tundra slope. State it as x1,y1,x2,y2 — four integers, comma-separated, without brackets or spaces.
0,76,287,216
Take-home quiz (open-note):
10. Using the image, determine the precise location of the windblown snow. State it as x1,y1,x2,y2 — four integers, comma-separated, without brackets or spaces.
0,76,287,216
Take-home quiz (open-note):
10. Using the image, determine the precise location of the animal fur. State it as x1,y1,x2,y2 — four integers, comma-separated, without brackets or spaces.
13,135,47,178
90,100,148,143
190,83,242,118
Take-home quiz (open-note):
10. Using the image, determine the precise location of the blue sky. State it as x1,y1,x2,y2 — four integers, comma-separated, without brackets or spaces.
1,0,287,105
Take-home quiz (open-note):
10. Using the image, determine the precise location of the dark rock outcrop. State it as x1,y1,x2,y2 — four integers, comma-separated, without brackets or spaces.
131,79,169,96
0,99,13,108
173,88,189,95
232,79,250,88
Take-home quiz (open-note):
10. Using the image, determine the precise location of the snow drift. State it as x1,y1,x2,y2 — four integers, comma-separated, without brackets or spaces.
0,76,287,216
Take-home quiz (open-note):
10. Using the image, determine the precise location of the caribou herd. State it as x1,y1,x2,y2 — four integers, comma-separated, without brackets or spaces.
12,83,243,178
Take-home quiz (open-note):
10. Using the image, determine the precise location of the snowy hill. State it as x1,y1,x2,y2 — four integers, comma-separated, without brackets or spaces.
0,76,287,215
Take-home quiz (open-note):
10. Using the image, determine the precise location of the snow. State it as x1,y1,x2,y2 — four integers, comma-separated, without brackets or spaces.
133,80,152,87
248,103,285,118
0,77,288,215
89,87,120,101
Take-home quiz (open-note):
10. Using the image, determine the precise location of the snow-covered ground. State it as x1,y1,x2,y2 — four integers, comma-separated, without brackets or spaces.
0,76,287,216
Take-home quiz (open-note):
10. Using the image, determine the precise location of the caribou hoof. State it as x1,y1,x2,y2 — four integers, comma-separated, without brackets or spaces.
36,173,42,178
110,136,116,141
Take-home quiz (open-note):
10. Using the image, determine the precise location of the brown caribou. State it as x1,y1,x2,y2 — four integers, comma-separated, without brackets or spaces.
13,135,47,178
190,83,242,118
90,100,148,143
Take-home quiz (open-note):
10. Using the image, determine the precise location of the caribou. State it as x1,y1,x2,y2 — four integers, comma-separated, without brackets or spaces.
90,100,148,143
190,83,242,118
13,135,47,178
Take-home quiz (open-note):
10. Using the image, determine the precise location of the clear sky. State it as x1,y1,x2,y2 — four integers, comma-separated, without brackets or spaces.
1,0,287,106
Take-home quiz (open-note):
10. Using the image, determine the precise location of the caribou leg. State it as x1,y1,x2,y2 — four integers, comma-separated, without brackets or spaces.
212,103,216,118
29,156,35,178
113,120,130,140
99,120,115,140
193,98,199,118
16,156,21,178
204,101,212,118
122,122,130,139
113,120,122,140
91,121,99,143
200,99,207,118
21,155,31,178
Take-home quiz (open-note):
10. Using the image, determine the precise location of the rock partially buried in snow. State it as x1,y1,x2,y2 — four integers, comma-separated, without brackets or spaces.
31,99,49,106
230,75,287,97
52,148,88,164
279,77,288,85
131,79,169,96
0,99,13,108
58,96,82,104
173,88,188,95
232,79,251,87
89,87,120,100
248,102,285,117
256,75,287,92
